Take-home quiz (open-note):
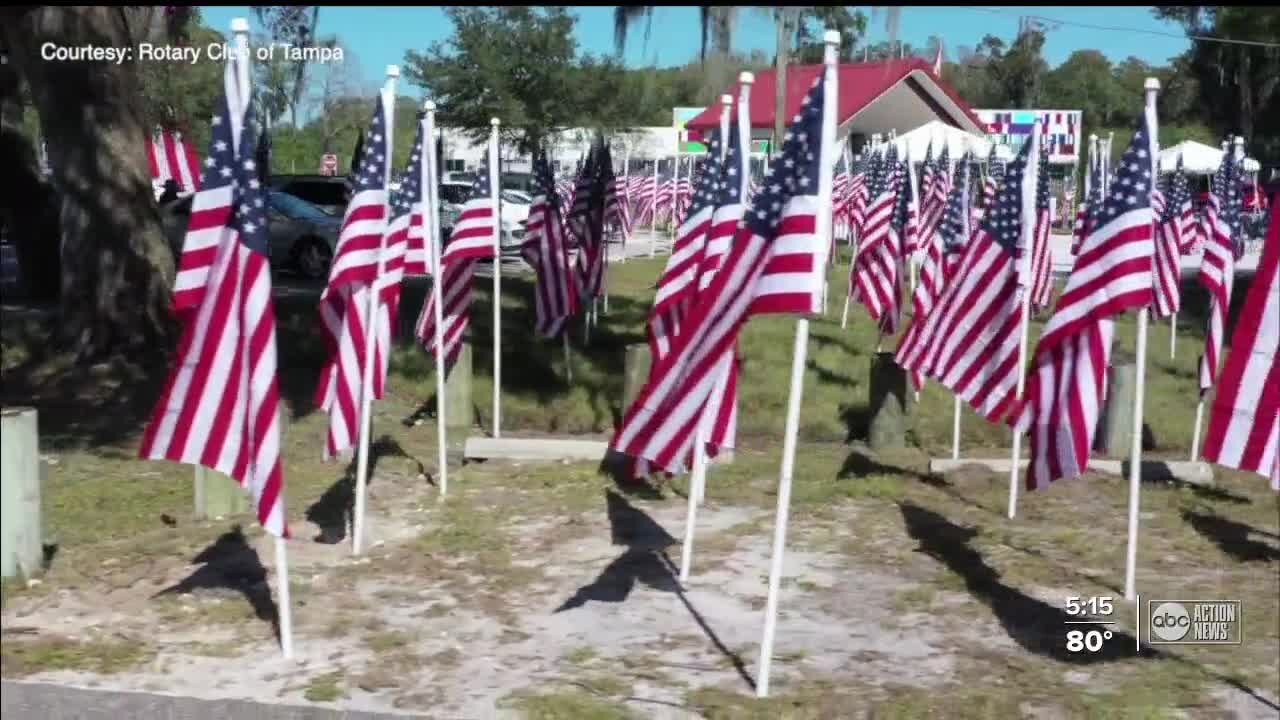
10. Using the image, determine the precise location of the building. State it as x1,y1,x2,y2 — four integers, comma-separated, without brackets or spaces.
683,58,985,153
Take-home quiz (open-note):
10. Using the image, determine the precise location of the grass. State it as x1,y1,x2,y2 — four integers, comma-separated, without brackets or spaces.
1,636,154,676
303,671,346,703
503,690,637,720
2,252,1276,716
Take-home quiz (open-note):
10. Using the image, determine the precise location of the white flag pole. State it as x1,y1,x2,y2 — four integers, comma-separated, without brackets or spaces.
351,65,398,556
490,118,502,439
231,16,293,658
1006,120,1044,520
650,156,660,257
425,103,448,497
1125,78,1161,602
757,30,838,699
952,395,962,460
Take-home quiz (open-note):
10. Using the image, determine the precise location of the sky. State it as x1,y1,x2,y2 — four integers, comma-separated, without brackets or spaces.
199,5,1192,99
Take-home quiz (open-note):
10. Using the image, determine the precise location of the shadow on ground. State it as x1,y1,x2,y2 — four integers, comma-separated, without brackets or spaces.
152,526,280,642
555,490,756,690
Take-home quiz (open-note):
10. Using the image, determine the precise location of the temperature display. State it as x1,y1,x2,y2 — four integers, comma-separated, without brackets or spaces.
1067,629,1114,652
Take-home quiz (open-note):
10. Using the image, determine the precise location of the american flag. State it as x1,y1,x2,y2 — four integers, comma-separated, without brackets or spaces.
1197,151,1241,397
919,144,952,249
1028,140,1054,311
941,156,974,281
1202,203,1278,489
572,141,609,305
521,149,579,338
140,64,287,537
415,138,498,367
897,140,1035,422
833,153,852,241
901,151,922,257
376,119,431,354
316,97,392,461
147,128,202,193
1073,148,1104,256
847,155,868,243
648,133,724,361
1151,160,1190,318
344,130,365,202
850,144,905,335
612,74,828,474
1163,156,1196,254
1013,107,1156,490
978,146,1005,222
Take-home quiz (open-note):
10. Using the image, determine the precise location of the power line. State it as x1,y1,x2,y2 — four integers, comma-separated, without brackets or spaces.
954,6,1280,49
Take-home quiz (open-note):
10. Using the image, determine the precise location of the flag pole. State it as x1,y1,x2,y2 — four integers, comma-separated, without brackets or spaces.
351,65,398,556
952,395,962,460
650,156,659,257
425,102,448,498
1006,120,1045,520
232,16,292,658
1125,78,1161,602
490,118,502,439
758,29,838,699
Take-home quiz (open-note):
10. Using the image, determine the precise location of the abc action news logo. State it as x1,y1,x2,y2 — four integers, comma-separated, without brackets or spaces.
1148,600,1243,644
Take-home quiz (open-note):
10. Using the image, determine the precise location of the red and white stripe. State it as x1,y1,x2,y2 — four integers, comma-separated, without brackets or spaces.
147,129,202,192
615,201,821,472
850,171,903,334
1197,192,1235,394
140,65,285,537
415,185,497,367
1151,190,1182,318
1202,204,1279,488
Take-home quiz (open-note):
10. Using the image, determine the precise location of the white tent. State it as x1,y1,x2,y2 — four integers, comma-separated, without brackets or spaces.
1158,140,1226,174
888,120,992,160
1158,140,1261,175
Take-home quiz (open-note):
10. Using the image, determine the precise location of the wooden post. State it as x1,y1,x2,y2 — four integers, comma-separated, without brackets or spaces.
445,342,473,456
622,344,652,411
196,466,249,519
1,408,42,579
1096,350,1138,458
868,352,911,451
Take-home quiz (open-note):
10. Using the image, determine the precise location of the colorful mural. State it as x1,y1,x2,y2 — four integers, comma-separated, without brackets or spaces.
975,109,1082,164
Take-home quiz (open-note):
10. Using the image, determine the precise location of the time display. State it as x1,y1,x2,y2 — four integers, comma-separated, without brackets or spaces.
1066,596,1115,616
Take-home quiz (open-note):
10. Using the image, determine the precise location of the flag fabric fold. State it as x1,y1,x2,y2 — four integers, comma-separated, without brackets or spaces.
1013,107,1157,491
414,140,498,368
140,55,287,537
1202,203,1278,489
611,75,829,475
315,97,392,461
521,149,579,339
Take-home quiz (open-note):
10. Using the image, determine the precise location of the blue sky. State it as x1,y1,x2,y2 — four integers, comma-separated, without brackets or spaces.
200,6,1191,99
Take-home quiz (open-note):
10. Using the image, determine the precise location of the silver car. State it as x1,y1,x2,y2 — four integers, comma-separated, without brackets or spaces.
161,190,341,279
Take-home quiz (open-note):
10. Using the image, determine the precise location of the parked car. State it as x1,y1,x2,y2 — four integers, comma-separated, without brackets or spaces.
161,190,341,279
501,172,536,194
268,174,349,216
438,181,528,251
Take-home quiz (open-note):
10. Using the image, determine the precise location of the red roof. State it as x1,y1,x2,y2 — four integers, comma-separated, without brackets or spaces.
684,58,982,133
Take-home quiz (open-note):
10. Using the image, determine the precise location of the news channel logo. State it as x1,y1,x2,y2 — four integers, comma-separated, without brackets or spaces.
1147,600,1242,645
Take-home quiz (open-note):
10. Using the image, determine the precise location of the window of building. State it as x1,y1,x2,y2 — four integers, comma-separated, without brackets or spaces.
445,159,466,172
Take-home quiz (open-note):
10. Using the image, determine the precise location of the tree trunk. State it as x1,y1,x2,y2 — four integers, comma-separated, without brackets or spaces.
0,39,60,303
3,7,175,361
773,10,794,160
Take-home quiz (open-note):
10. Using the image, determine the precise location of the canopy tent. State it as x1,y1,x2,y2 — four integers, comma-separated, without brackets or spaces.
886,120,991,160
1158,140,1261,175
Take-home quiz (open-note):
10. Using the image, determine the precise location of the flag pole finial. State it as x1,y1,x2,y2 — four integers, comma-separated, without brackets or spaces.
491,117,500,127
424,100,435,111
230,17,249,33
824,29,841,46
385,65,400,80
739,71,754,84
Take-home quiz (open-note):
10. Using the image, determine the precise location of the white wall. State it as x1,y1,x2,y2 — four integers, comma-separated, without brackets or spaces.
438,126,680,175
